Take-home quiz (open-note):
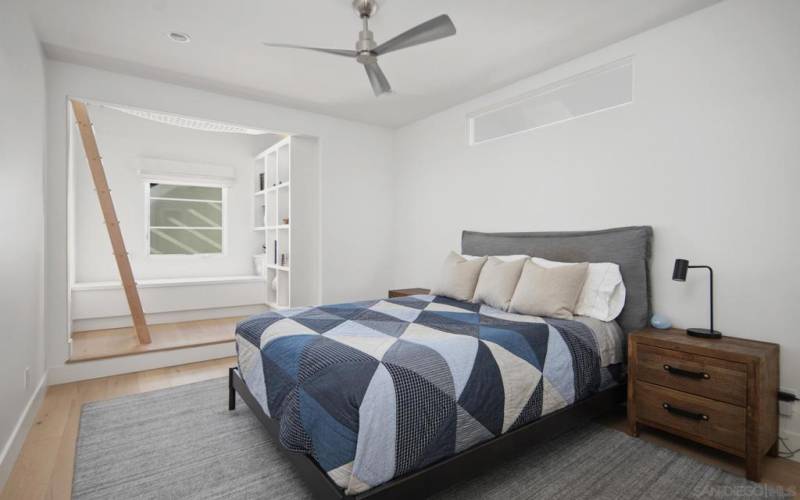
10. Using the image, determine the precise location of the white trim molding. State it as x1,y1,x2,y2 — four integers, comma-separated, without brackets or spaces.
48,342,235,385
0,373,48,491
72,304,266,332
137,158,236,186
70,277,267,330
72,274,265,291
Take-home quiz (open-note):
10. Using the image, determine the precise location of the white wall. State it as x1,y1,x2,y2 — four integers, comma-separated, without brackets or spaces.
45,60,395,373
68,105,276,329
31,0,800,448
72,104,280,282
0,0,47,488
391,0,800,438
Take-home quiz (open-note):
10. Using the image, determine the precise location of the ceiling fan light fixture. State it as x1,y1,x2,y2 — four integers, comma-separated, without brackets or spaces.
168,32,191,44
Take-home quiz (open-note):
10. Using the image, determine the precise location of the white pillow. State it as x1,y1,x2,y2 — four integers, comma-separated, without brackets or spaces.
464,254,529,262
531,257,626,322
430,252,487,301
472,256,527,310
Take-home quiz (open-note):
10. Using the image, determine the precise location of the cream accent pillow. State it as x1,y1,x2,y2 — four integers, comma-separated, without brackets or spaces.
509,260,589,319
472,256,527,310
430,252,487,301
532,257,626,321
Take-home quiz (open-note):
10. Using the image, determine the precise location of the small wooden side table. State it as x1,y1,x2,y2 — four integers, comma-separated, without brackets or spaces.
388,288,431,298
627,328,779,481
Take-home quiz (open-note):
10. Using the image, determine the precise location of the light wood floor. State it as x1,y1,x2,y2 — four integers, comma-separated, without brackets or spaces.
2,358,798,499
599,410,800,496
0,357,235,500
69,317,246,362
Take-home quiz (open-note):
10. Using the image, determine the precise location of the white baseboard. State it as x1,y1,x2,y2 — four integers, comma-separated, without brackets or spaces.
72,304,267,332
0,373,48,491
47,341,236,385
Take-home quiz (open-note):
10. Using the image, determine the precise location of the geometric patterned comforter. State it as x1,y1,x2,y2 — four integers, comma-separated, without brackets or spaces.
235,294,624,495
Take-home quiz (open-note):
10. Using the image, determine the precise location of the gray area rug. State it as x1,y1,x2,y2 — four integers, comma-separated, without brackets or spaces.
73,377,791,499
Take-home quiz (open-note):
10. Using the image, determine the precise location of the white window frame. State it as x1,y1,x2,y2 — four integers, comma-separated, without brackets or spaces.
144,179,228,257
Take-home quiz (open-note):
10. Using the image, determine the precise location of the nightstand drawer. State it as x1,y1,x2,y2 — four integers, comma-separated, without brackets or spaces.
636,344,747,406
636,381,745,454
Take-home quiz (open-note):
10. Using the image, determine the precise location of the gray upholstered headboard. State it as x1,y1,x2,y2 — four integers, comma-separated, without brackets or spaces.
462,226,653,332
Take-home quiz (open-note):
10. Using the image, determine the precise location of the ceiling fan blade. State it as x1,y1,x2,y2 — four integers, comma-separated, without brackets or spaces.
364,61,392,96
262,43,357,58
373,14,456,56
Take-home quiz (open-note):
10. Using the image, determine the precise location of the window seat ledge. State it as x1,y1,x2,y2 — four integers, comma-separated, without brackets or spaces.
72,275,265,291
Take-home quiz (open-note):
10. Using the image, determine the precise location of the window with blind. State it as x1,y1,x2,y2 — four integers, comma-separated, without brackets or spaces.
146,182,225,255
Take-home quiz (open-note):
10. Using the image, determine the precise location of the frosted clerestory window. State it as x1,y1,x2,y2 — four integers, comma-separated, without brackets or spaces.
468,57,633,145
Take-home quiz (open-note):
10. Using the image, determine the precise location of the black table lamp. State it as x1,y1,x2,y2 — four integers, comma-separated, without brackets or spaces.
672,259,722,339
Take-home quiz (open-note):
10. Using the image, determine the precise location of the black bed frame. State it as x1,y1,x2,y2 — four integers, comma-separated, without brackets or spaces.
229,367,625,499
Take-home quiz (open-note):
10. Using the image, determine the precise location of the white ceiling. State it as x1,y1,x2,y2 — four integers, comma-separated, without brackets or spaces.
31,0,721,127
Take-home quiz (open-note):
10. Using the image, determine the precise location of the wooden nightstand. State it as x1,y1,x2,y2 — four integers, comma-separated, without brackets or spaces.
628,329,779,482
388,288,431,298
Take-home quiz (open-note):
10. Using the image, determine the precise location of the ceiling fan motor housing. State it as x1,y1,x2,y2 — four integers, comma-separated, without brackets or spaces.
356,30,377,64
352,0,378,18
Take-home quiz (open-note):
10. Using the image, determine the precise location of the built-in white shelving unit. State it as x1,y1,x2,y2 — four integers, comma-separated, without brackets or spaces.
252,136,320,309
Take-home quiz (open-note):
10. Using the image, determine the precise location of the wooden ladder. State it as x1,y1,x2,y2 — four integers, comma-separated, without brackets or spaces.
71,100,151,344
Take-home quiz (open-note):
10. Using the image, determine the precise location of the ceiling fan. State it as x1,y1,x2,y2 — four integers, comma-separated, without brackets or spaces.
263,0,457,96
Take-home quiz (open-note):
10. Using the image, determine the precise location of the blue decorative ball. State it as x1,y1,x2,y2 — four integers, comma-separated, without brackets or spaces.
650,313,672,330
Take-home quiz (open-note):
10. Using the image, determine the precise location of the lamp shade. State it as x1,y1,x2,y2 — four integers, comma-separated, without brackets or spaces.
672,258,689,281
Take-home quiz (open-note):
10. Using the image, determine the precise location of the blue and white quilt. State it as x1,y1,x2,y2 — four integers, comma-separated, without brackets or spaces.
235,294,624,494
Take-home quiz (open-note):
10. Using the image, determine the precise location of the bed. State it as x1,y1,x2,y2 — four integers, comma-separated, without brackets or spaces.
230,226,653,499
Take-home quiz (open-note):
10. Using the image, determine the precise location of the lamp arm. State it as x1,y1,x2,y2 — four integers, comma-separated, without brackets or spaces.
688,265,713,332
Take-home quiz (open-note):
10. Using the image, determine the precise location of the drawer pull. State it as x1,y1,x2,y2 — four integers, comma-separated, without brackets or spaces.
662,402,709,421
663,364,710,380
